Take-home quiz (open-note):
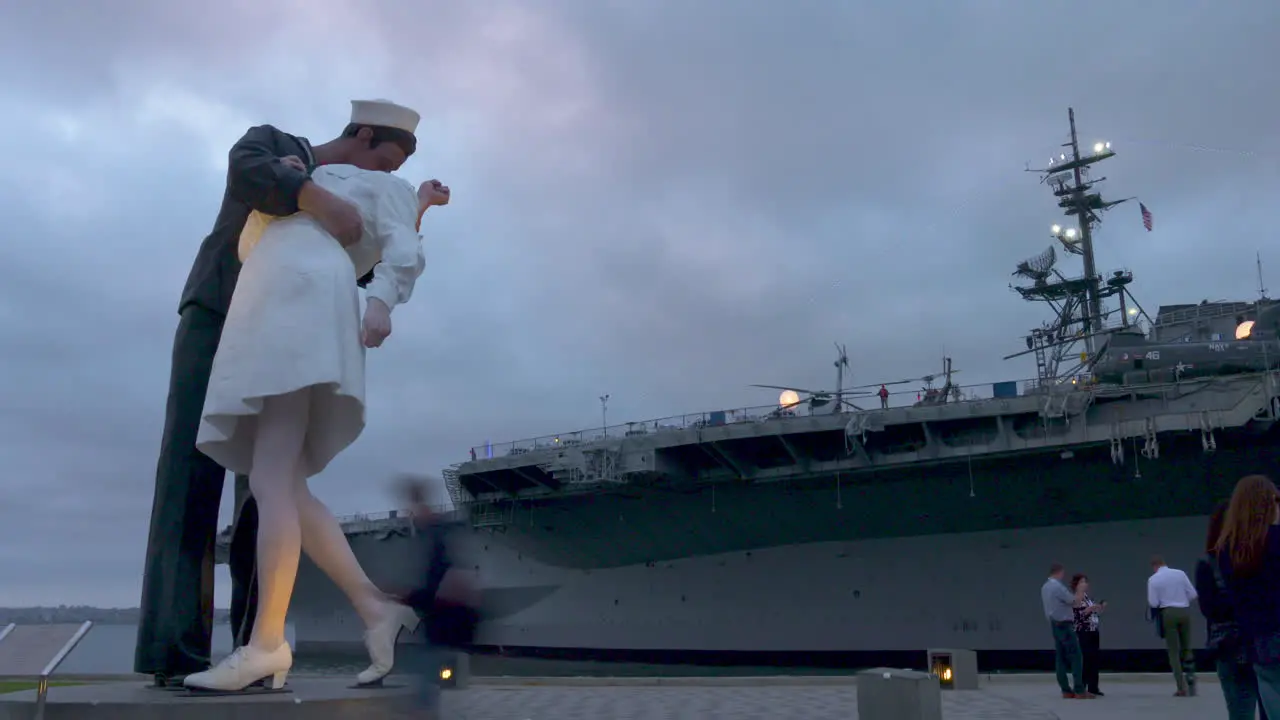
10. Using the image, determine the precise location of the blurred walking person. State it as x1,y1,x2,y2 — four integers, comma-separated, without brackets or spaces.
1217,475,1280,718
1197,501,1267,720
398,477,481,718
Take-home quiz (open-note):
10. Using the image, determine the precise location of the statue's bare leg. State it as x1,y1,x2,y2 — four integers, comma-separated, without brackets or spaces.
293,466,418,685
183,388,309,691
245,388,311,654
294,474,387,625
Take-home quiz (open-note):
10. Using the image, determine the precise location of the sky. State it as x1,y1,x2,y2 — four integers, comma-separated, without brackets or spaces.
0,1,1277,608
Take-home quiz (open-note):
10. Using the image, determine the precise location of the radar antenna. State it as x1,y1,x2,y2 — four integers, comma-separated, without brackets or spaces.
1010,108,1139,389
1013,245,1058,284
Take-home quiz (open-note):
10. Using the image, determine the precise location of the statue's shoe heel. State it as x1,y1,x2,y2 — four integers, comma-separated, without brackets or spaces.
265,670,289,690
356,602,420,686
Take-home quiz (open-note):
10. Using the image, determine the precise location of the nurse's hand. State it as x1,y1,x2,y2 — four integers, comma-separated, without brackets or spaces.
362,297,392,348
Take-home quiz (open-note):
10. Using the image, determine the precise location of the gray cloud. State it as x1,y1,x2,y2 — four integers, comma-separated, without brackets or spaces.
0,0,1276,607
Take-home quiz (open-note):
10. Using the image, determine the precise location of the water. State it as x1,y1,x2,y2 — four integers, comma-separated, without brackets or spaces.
55,624,296,675
50,625,862,678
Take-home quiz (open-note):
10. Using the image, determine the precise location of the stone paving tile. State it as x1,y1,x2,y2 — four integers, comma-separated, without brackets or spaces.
987,681,1225,720
430,680,1233,719
435,685,1057,720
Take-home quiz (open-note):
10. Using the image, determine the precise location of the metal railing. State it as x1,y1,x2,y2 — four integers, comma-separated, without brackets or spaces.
208,372,1276,536
1153,301,1254,329
465,374,1087,460
215,503,463,543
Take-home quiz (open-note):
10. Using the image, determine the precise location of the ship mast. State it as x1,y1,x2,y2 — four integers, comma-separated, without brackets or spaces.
1066,108,1106,340
1009,108,1134,388
833,342,849,414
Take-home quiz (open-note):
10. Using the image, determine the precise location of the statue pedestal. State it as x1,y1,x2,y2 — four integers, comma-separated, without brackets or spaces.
0,677,423,720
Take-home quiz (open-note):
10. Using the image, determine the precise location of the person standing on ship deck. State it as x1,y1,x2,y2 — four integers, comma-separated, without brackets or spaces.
1147,554,1199,696
1041,562,1091,699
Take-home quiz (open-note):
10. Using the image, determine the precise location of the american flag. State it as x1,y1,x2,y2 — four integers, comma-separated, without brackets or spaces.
1139,202,1153,232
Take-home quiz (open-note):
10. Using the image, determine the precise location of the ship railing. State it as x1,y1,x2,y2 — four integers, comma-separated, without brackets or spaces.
467,403,784,460
465,369,1277,464
465,374,1098,459
217,502,466,544
1153,301,1254,329
443,465,466,506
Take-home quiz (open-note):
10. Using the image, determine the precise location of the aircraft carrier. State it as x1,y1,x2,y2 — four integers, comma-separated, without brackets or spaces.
218,109,1280,670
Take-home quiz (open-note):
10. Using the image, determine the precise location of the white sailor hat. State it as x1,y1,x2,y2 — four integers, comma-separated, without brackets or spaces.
349,99,420,136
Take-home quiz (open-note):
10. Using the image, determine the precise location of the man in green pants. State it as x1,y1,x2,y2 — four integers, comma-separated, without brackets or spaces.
1147,555,1199,696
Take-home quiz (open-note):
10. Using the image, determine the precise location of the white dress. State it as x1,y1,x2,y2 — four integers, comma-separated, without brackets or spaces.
195,165,426,477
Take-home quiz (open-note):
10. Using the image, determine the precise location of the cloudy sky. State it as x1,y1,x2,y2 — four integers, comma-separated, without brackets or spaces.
1,1,1276,608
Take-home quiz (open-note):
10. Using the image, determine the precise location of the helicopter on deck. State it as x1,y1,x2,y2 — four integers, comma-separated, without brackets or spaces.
751,346,963,414
1090,305,1280,385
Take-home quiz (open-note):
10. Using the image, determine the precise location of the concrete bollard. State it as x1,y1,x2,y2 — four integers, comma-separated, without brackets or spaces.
856,668,942,720
926,648,979,690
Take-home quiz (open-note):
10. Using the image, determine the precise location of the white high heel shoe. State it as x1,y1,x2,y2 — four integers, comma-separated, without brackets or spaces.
356,602,421,686
183,642,292,692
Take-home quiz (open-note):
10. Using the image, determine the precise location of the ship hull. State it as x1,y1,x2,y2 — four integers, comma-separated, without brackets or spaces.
292,515,1209,668
290,427,1274,670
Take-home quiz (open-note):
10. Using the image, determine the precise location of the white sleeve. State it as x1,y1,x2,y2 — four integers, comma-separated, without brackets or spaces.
364,176,426,311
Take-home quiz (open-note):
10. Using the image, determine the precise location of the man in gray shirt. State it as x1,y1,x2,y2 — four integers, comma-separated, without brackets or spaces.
1042,562,1091,698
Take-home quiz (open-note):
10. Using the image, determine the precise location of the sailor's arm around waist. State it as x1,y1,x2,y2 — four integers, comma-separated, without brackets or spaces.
227,125,310,216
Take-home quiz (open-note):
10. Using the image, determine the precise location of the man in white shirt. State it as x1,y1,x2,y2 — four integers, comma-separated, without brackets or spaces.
1147,555,1199,696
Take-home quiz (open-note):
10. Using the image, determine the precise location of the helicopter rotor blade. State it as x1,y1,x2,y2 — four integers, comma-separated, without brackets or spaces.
749,384,825,395
848,379,914,389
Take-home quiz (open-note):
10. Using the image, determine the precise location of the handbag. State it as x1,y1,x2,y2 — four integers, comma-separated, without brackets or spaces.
1203,555,1249,663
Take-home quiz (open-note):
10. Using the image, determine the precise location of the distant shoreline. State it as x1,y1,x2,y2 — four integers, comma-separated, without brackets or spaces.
0,607,230,625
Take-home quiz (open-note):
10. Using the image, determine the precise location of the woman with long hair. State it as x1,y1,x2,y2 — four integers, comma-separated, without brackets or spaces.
1070,574,1106,696
1198,501,1267,719
1216,474,1280,718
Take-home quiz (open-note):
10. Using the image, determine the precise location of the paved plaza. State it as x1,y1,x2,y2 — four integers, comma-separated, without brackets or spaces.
433,676,1225,719
0,674,1231,720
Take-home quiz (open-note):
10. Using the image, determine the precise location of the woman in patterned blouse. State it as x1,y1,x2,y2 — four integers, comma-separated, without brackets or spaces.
1071,573,1108,696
